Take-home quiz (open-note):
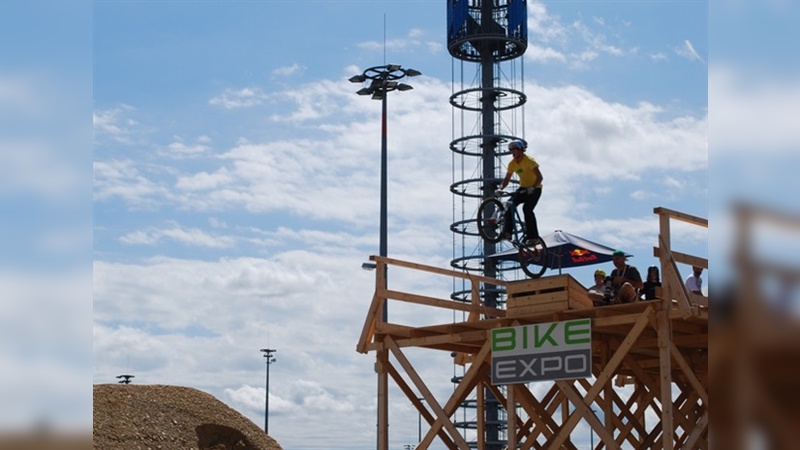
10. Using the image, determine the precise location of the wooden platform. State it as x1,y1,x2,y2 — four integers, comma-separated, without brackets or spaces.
357,207,709,450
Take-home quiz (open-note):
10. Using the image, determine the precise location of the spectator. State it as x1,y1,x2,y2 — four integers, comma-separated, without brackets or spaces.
609,250,643,303
685,266,704,295
588,269,610,305
640,265,661,300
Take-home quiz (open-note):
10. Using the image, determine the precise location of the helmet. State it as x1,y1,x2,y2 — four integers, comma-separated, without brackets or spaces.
594,269,606,277
508,140,526,151
648,265,659,273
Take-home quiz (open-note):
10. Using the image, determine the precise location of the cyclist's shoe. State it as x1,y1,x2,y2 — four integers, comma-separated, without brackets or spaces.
522,237,540,247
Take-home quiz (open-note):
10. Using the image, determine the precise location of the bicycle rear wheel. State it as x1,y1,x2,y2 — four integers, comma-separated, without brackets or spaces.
477,198,505,243
519,238,548,278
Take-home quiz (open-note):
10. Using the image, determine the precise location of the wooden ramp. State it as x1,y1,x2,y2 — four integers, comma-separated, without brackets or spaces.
357,207,708,450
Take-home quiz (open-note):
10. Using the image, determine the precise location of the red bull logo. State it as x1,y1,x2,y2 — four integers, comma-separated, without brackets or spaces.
570,248,598,263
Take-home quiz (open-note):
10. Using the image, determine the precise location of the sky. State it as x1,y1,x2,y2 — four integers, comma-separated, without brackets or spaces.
19,0,800,448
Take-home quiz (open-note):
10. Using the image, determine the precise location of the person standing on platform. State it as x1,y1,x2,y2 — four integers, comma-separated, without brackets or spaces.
685,266,704,295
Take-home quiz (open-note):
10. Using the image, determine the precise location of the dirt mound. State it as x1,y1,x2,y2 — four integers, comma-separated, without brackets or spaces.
93,384,282,450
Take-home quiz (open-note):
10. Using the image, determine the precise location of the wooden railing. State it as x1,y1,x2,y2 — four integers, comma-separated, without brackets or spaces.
653,207,708,316
356,255,507,354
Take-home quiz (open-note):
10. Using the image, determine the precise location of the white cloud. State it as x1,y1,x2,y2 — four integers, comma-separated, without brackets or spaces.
94,76,705,236
650,52,669,61
408,28,425,38
356,28,440,55
176,167,234,191
526,44,566,63
93,159,169,208
160,136,213,159
676,39,705,63
209,87,270,109
119,222,236,249
272,63,304,77
526,2,638,69
528,2,569,43
93,105,139,144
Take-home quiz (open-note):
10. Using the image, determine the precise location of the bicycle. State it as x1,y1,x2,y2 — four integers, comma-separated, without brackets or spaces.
477,189,549,278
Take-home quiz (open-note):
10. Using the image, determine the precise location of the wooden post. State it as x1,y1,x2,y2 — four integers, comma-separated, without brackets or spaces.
507,385,517,450
657,209,672,312
657,306,674,450
377,345,389,450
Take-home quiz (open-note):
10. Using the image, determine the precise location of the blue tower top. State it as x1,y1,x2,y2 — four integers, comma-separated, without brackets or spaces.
447,0,527,62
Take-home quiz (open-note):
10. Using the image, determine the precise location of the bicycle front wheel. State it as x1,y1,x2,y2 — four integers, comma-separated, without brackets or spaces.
477,198,505,243
519,238,548,278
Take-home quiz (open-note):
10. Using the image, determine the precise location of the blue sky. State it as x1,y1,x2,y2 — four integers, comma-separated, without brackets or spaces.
90,2,708,449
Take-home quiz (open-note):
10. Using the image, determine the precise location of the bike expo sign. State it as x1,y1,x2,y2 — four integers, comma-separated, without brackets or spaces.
491,319,592,384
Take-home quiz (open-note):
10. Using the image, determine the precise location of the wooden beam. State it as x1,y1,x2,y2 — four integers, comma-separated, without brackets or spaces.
384,336,471,450
386,363,457,450
507,384,517,450
659,234,693,315
653,247,708,270
371,254,507,287
386,289,506,317
669,342,708,405
392,329,487,349
356,293,381,354
548,306,655,448
653,207,709,227
511,383,561,450
414,340,492,450
556,380,617,449
657,308,674,450
377,347,389,450
682,410,708,450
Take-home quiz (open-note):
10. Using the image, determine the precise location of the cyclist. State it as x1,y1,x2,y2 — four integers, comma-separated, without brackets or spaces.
498,140,543,246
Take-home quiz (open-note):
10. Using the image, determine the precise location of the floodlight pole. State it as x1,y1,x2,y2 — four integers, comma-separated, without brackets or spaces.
260,348,277,435
350,64,420,321
350,64,421,450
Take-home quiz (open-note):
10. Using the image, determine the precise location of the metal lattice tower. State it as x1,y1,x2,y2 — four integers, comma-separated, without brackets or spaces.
447,1,527,448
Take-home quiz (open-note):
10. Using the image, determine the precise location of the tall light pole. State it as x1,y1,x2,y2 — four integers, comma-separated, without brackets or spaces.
350,64,420,450
260,348,277,435
349,64,421,322
590,408,597,449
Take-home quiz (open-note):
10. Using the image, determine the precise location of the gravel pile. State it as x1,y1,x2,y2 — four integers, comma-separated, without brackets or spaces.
93,384,282,450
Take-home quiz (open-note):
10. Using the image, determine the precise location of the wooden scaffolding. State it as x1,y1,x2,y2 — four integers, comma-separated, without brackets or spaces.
357,207,708,450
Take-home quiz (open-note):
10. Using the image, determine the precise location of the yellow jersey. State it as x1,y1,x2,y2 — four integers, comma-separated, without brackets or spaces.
507,155,542,189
